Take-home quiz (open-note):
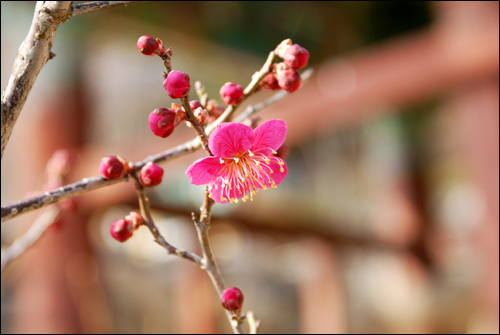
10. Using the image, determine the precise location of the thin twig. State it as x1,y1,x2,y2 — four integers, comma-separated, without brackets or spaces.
205,51,278,135
191,189,247,334
246,311,260,334
181,98,211,155
1,206,60,272
71,1,141,17
235,68,314,123
129,170,202,265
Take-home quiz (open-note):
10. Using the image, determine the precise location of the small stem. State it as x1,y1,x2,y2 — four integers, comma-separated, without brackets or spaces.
192,189,247,334
206,51,277,135
129,170,202,265
243,51,277,97
71,1,142,17
180,97,212,155
234,68,314,123
246,311,260,334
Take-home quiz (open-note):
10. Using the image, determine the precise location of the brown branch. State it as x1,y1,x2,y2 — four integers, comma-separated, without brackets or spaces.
1,140,197,222
1,1,72,160
192,189,247,334
129,170,203,265
71,1,142,17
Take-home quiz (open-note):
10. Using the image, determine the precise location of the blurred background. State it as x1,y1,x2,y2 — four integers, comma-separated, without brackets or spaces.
1,1,498,333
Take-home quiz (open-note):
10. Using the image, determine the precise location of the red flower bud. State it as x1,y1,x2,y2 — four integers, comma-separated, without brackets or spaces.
275,63,301,93
149,108,177,138
140,162,164,187
99,156,127,180
221,287,244,312
189,100,203,111
110,218,133,242
163,71,191,99
137,35,160,56
259,72,280,91
283,44,309,70
220,82,244,106
124,211,144,231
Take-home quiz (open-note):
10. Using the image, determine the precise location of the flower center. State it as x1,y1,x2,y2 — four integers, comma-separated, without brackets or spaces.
208,149,285,203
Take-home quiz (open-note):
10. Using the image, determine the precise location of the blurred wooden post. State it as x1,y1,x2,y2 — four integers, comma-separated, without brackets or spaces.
296,237,347,334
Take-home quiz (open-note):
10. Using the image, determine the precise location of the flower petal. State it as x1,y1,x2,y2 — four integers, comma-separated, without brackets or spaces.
209,122,255,158
208,179,238,204
265,157,288,187
252,119,287,155
185,156,224,185
208,179,226,203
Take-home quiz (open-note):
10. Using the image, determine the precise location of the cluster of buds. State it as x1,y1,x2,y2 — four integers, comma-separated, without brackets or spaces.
99,156,129,180
259,39,309,93
109,211,144,242
137,35,166,57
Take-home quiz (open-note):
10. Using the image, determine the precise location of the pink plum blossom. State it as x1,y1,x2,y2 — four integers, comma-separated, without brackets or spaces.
186,120,288,203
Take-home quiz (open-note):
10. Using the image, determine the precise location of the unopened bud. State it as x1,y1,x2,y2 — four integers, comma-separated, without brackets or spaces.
99,156,127,180
140,162,164,187
149,108,177,138
283,44,309,69
221,287,244,312
124,211,144,231
220,82,244,106
275,63,301,93
110,218,133,242
259,72,280,91
164,71,191,99
137,35,160,56
275,38,292,58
